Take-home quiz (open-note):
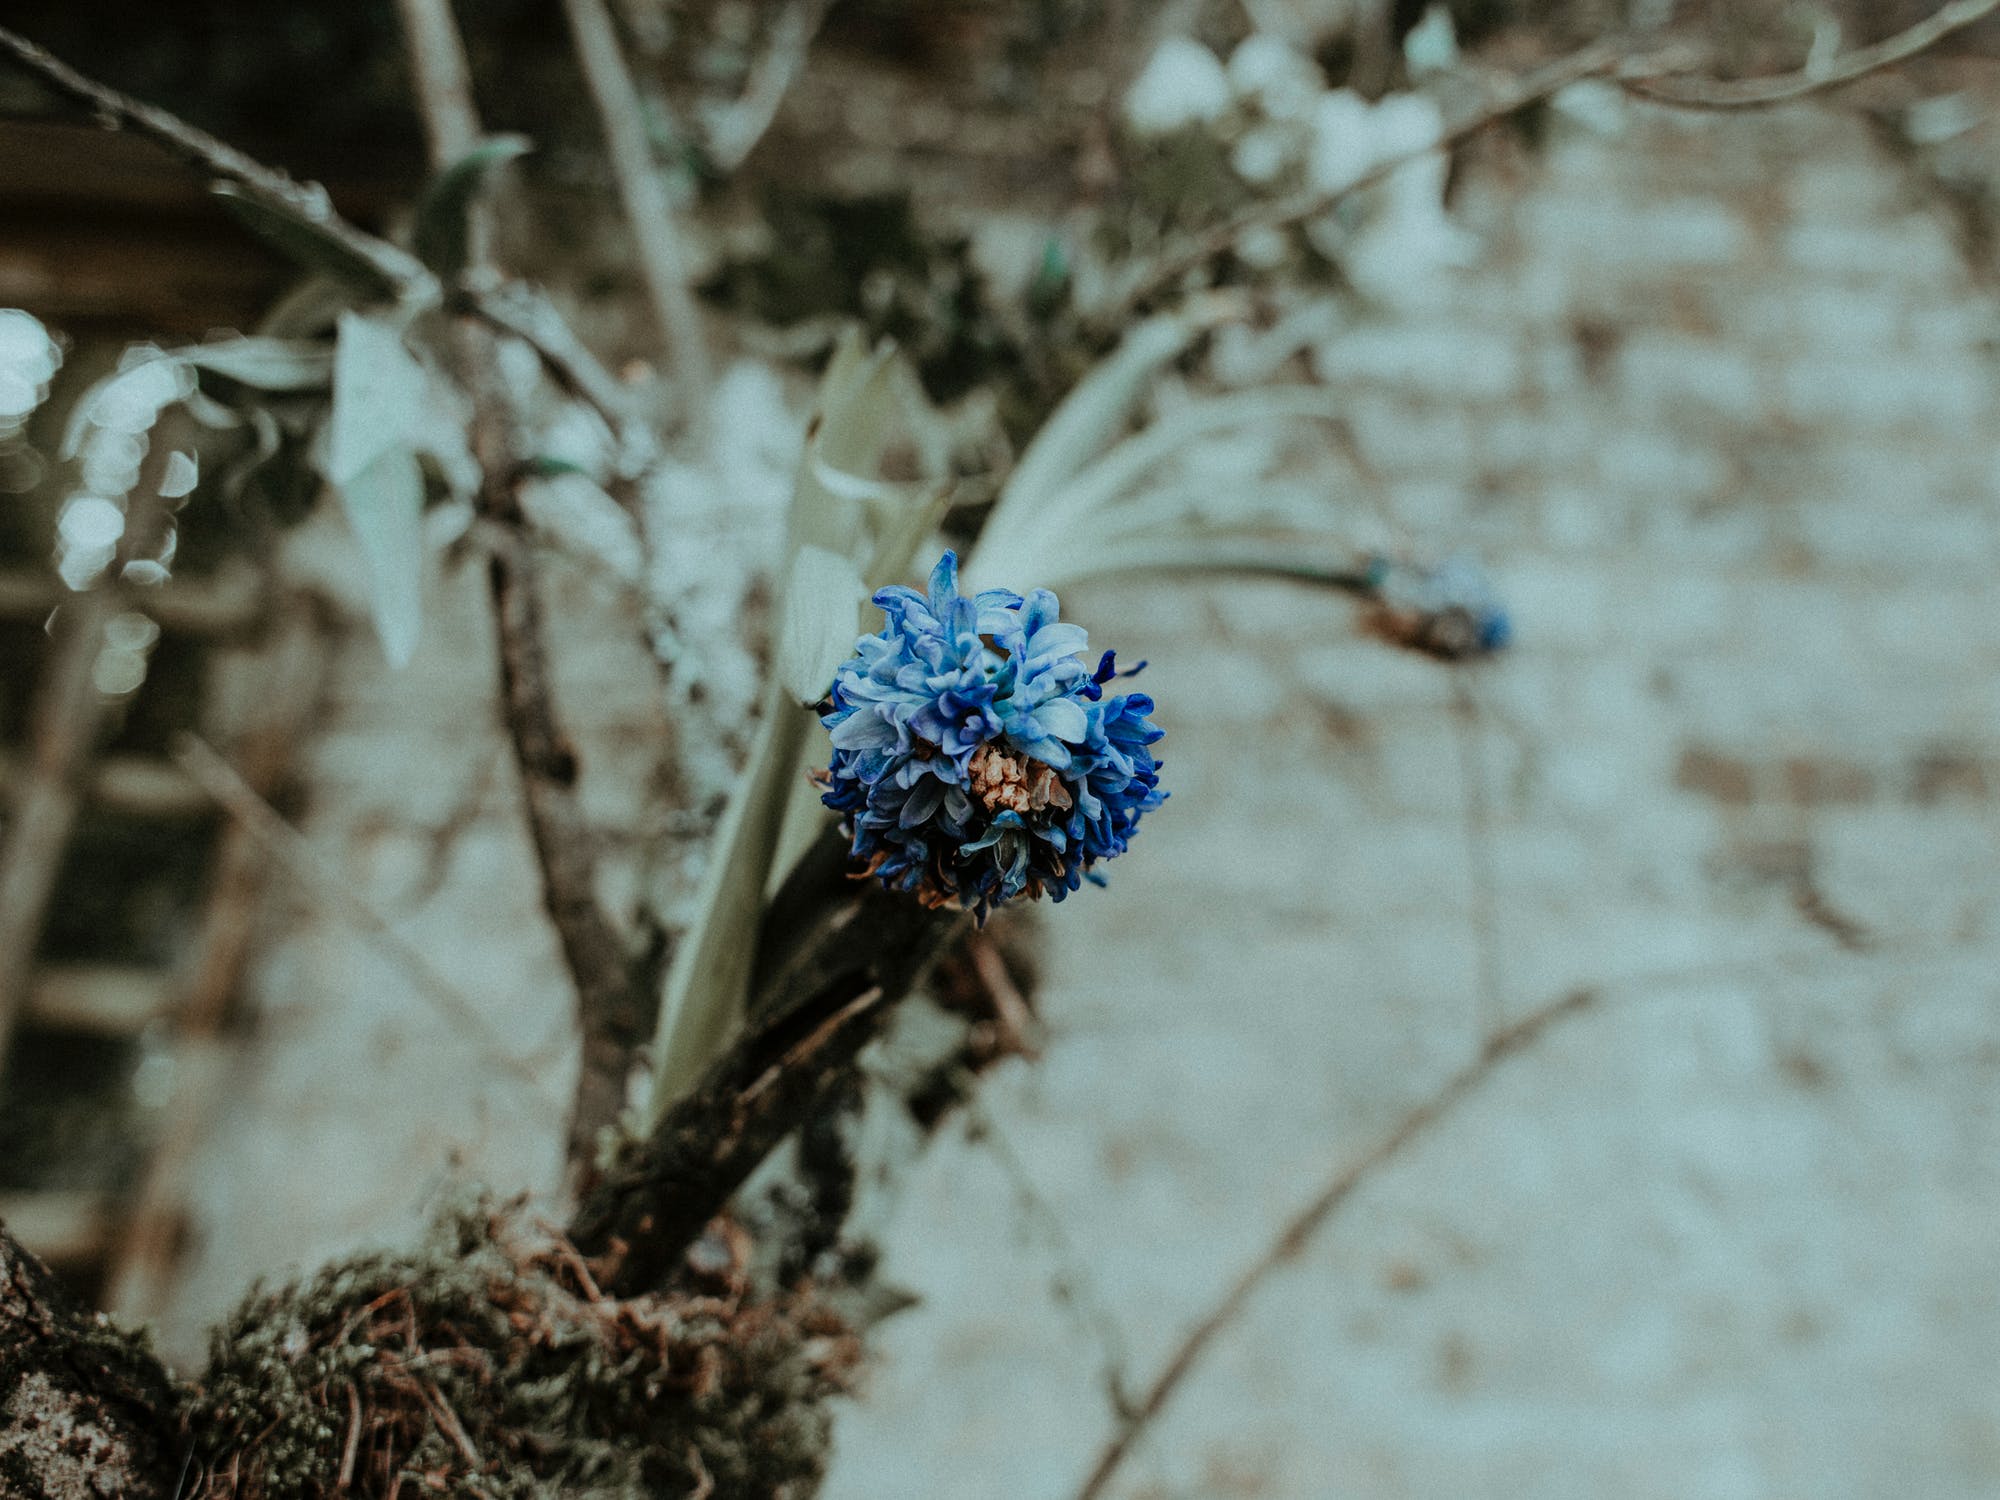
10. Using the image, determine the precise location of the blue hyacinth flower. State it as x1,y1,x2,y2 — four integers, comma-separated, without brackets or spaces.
817,552,1165,918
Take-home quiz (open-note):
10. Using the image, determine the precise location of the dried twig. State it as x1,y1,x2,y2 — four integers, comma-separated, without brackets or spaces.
482,515,657,1171
959,1084,1138,1419
384,0,661,1174
701,0,832,174
0,22,638,446
1630,0,2000,109
0,24,429,294
172,734,561,1111
558,0,714,420
1073,986,1601,1500
1098,39,1639,321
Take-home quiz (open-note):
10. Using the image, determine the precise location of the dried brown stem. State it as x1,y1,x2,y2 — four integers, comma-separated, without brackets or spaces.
481,510,658,1172
1630,0,2000,109
1073,986,1602,1500
571,826,969,1295
380,0,660,1173
558,0,714,420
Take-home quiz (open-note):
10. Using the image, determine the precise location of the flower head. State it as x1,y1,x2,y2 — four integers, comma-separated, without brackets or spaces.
1363,554,1510,659
817,552,1165,917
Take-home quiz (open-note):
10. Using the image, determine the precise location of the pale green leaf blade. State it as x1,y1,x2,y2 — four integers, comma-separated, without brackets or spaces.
649,686,812,1109
968,312,1196,588
777,544,865,706
991,313,1192,522
789,334,901,559
332,446,426,668
414,135,532,279
212,183,418,299
325,311,429,486
184,336,335,392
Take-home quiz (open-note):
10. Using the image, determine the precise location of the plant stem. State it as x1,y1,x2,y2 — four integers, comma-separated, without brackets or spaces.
558,0,714,423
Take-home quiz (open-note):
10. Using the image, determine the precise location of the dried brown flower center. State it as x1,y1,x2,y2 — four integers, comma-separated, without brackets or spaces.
969,743,1072,816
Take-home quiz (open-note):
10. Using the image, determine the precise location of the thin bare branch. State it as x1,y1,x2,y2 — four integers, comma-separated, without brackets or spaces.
480,511,658,1171
701,0,831,174
383,0,661,1173
0,23,641,447
391,0,483,167
558,0,714,420
1631,0,2000,109
1074,986,1601,1500
172,734,562,1111
960,1086,1139,1420
1099,39,1645,321
0,24,432,296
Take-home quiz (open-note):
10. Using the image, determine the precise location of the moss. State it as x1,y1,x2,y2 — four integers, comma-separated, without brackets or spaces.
183,1205,859,1499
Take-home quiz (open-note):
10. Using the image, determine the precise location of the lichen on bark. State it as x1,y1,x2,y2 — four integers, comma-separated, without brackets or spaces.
0,1227,183,1500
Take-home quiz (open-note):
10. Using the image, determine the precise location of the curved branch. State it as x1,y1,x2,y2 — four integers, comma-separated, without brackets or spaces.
1099,39,1635,322
1073,987,1601,1500
1630,0,2000,109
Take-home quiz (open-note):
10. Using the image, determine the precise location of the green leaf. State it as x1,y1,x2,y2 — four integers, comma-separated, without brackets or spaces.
776,544,865,706
648,685,813,1108
413,135,532,280
212,183,416,300
324,312,429,486
788,331,901,559
993,314,1192,521
331,446,426,668
1054,387,1348,525
184,337,335,392
968,313,1196,588
1053,529,1373,594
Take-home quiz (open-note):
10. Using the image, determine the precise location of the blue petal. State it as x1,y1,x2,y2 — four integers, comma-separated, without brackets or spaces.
1033,697,1089,744
830,711,898,751
926,550,960,612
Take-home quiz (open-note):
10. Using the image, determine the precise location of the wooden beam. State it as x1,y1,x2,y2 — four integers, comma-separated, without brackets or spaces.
20,964,174,1037
0,561,265,637
0,1188,114,1267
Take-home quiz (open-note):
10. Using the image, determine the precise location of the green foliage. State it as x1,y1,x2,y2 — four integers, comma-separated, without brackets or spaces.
414,135,533,280
212,185,417,302
647,336,912,1111
777,544,866,708
321,313,437,669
